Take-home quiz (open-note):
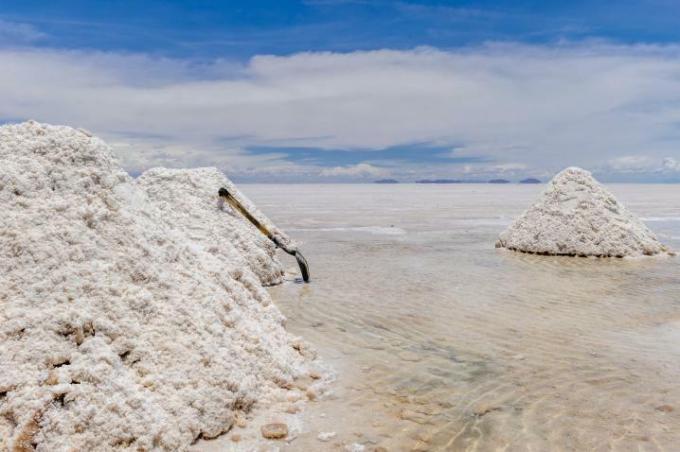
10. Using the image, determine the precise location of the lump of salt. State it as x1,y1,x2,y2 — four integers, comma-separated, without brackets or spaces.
496,167,672,257
260,422,288,439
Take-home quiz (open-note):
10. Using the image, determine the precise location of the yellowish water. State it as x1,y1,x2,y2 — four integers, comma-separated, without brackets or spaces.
247,184,680,451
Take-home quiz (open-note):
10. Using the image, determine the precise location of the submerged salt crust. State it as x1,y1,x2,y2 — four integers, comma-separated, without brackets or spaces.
0,121,311,451
496,167,671,257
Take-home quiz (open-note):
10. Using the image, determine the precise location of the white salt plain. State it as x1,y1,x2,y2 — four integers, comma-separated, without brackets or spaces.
222,183,680,451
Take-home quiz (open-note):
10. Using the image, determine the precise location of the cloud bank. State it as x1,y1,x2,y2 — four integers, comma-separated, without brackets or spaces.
1,43,680,181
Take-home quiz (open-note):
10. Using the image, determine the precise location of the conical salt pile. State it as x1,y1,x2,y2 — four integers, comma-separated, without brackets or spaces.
0,121,314,451
496,167,672,257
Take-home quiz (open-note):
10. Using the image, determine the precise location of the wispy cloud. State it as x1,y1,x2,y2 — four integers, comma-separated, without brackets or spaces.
602,154,680,182
0,19,46,44
320,162,388,178
663,157,680,171
1,44,680,181
607,155,659,172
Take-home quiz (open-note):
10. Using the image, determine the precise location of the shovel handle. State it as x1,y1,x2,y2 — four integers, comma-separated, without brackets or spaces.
218,187,271,238
219,187,310,282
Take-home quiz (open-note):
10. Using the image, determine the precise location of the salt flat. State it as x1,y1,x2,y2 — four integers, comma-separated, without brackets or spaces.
239,183,680,451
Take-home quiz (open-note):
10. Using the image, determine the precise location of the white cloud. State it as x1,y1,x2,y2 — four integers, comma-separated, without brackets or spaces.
459,162,532,177
320,163,387,178
490,163,528,173
0,20,46,44
1,44,680,180
663,157,680,171
607,155,658,172
604,155,680,176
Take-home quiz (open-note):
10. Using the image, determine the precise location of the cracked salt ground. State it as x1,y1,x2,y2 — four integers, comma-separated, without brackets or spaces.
220,183,680,451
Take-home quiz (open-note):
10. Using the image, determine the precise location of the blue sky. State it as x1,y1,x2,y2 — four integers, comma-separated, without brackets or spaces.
2,1,680,181
5,1,680,57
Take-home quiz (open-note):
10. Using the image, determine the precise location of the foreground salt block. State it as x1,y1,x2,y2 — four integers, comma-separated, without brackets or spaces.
496,167,672,257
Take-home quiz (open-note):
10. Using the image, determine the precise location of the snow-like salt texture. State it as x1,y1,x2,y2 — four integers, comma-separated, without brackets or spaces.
496,167,672,257
0,121,311,451
136,168,285,286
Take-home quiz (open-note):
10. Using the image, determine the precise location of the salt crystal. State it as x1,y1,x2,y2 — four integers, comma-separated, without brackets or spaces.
317,431,337,442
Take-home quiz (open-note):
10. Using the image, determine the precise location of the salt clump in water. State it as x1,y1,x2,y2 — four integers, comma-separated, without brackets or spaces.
496,167,672,257
0,121,312,450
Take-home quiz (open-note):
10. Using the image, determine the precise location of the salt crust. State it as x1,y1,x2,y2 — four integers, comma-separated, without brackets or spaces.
136,168,285,286
496,167,672,257
0,121,310,451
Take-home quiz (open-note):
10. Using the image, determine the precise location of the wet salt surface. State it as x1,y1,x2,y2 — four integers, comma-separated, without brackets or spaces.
244,184,680,451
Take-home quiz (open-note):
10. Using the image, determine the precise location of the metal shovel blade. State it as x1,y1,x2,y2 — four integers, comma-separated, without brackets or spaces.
294,250,310,283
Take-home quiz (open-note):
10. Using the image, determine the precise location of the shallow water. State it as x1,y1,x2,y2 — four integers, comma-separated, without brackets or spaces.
246,184,680,451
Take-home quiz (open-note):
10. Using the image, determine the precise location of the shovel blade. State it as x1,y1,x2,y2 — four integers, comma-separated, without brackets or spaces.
294,251,310,283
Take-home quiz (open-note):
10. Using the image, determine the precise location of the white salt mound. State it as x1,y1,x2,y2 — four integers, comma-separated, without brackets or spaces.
0,121,311,451
496,167,672,257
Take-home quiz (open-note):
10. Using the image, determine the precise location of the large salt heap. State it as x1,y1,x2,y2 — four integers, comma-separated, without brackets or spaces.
496,167,671,257
0,122,311,451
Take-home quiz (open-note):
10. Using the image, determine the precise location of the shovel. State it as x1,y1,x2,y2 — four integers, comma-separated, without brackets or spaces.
218,187,310,283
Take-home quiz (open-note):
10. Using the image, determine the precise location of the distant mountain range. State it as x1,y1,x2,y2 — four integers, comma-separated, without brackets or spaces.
374,178,399,184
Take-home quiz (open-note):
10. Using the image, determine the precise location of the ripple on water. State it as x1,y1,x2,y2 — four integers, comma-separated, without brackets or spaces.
291,226,407,235
246,184,680,451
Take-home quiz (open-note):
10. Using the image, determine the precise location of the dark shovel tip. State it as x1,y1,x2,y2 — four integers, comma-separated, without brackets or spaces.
295,251,310,283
